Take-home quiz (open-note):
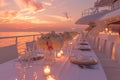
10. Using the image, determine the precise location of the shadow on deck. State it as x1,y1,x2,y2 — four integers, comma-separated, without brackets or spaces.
0,45,18,64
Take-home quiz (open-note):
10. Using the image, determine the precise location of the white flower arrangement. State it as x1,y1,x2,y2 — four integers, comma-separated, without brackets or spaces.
62,32,73,41
37,31,78,50
37,31,64,50
69,32,79,38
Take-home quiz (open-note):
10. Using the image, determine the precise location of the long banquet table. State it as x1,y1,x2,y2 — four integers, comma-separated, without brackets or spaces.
0,43,107,80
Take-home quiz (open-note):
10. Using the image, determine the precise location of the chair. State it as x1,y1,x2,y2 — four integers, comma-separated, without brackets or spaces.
26,40,37,50
89,36,96,48
114,43,120,63
100,39,107,53
0,44,18,64
105,41,115,59
94,37,100,50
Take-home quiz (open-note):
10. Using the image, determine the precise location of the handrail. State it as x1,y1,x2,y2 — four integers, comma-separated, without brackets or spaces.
0,33,42,48
0,33,43,55
0,34,41,39
81,1,120,17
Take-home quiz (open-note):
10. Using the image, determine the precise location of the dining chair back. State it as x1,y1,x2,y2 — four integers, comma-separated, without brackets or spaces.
105,41,115,59
114,43,120,63
95,37,100,50
26,40,37,50
99,39,107,53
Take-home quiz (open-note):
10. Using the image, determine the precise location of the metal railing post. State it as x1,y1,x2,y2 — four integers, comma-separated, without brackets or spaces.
15,37,18,46
33,35,35,41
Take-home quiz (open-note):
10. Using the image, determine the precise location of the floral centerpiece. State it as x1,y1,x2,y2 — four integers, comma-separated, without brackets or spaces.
37,31,78,55
37,31,64,64
37,31,64,50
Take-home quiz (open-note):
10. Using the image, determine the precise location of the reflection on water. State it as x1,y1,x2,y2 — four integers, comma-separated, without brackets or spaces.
0,38,16,47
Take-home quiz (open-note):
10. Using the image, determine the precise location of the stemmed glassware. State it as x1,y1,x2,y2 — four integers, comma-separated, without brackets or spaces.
43,49,55,66
18,46,34,69
26,47,33,67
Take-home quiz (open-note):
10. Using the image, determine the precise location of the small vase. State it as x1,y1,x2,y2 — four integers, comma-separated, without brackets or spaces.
44,50,55,66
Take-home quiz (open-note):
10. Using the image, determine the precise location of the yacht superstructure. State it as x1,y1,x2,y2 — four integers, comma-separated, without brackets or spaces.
76,0,120,35
76,0,120,80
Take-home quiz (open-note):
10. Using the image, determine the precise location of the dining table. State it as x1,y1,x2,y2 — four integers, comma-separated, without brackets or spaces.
0,41,107,80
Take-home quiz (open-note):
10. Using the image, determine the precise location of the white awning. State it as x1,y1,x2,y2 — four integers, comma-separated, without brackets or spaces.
75,11,109,25
100,9,120,21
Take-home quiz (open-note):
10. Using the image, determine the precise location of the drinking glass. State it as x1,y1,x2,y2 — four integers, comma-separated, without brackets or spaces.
18,47,33,69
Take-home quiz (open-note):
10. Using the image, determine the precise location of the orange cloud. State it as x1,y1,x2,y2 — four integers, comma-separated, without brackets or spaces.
42,1,52,6
49,0,54,2
0,0,8,7
0,10,18,20
14,0,44,12
0,0,63,26
0,10,55,25
28,0,43,11
47,15,68,21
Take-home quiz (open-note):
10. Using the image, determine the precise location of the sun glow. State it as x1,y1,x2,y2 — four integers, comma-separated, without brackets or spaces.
0,0,71,26
0,0,95,31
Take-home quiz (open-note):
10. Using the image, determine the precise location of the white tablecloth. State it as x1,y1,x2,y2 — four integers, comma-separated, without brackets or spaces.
0,46,107,80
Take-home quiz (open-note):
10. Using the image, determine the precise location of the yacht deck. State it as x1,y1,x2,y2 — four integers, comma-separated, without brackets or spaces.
95,50,120,80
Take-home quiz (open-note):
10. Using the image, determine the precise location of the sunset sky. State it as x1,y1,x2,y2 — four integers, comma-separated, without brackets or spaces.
0,0,96,32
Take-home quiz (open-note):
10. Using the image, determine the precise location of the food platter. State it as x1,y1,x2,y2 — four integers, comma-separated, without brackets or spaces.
69,56,98,65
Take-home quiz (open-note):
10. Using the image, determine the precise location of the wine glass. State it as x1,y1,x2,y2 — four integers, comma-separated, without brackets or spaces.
18,47,33,69
15,63,26,80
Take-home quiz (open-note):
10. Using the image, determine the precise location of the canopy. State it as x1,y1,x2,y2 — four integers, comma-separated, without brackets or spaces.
75,11,109,25
100,9,120,24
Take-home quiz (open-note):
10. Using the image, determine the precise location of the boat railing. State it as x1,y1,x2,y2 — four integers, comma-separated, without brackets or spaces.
111,0,120,10
0,34,40,45
81,1,120,17
81,7,111,17
0,34,42,54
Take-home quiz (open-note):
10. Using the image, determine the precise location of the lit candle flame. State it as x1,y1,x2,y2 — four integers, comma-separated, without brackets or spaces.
105,28,108,32
109,31,112,34
57,52,62,58
46,75,56,80
60,50,63,55
44,66,51,75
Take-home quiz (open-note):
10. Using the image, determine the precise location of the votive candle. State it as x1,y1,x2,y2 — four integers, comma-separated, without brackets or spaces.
57,52,62,58
46,75,56,80
43,65,51,75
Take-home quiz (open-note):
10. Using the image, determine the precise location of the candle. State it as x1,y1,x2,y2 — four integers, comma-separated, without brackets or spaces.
57,52,62,58
109,31,112,34
70,42,72,45
43,65,51,75
60,50,63,55
105,28,108,32
46,75,56,80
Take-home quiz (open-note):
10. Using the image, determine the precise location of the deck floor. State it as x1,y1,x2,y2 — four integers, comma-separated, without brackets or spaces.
95,50,120,80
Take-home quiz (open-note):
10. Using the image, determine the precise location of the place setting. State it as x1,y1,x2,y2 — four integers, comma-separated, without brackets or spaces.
76,45,91,51
79,43,89,45
69,54,98,69
79,39,89,45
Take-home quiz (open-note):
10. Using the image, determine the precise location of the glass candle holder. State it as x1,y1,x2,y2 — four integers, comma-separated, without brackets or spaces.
43,65,51,75
46,75,56,80
57,52,62,58
60,50,63,55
